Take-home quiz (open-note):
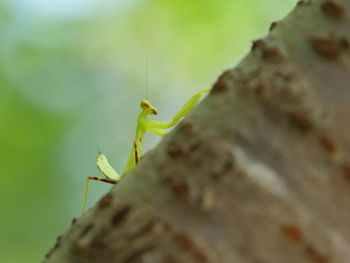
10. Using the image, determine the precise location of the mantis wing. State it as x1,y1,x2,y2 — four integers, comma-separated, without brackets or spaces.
96,152,122,181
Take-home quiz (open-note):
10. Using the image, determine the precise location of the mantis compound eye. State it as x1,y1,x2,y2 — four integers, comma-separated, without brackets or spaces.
140,99,149,109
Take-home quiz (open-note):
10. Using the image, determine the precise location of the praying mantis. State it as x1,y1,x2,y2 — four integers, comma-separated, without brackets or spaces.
81,88,211,214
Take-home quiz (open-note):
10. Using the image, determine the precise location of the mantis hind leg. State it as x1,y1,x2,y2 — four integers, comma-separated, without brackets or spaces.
81,176,117,215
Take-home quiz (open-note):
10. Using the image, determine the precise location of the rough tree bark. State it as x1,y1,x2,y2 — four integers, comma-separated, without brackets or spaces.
44,0,350,262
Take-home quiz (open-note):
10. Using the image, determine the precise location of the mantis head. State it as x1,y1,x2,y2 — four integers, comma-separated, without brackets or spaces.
140,99,158,115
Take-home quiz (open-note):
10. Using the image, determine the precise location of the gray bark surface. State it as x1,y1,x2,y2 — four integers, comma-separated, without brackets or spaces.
45,0,350,262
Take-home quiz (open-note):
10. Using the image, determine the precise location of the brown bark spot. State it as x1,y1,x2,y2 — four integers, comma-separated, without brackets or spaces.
74,225,97,255
251,39,282,61
80,223,94,238
171,179,189,197
189,141,201,153
321,1,345,19
71,217,77,225
311,38,339,60
261,46,281,61
319,136,336,153
211,154,234,178
212,79,227,93
177,234,195,250
269,21,278,31
176,234,209,263
304,245,329,263
245,71,264,94
252,39,264,51
181,122,198,135
168,142,188,158
111,205,131,226
45,248,54,259
297,0,311,6
289,111,312,132
98,193,113,208
282,224,303,243
342,165,350,182
211,70,231,94
91,236,108,249
193,250,209,263
338,37,350,51
74,243,94,256
45,235,62,259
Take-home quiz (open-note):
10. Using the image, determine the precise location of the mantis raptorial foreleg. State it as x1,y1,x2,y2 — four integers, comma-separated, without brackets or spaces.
144,89,211,131
81,88,210,214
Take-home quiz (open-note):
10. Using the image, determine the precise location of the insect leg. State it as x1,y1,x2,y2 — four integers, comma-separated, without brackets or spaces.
146,126,167,136
146,89,210,130
133,140,139,164
81,176,117,215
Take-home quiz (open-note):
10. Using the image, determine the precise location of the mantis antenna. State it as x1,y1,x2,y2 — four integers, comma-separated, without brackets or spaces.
145,56,149,100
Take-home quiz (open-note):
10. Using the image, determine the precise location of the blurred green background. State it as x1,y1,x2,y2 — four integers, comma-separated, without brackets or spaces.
0,0,297,261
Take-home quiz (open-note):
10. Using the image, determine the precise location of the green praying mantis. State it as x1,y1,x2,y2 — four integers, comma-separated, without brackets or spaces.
81,88,211,214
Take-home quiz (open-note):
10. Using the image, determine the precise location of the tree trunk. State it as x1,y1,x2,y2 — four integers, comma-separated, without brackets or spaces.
44,0,350,262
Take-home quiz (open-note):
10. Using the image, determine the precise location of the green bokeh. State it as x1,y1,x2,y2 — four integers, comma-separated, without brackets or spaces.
0,1,297,261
